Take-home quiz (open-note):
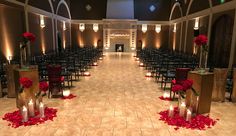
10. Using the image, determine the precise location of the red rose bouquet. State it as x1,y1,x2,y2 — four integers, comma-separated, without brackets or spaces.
36,81,49,98
20,32,36,49
19,77,33,93
193,34,208,52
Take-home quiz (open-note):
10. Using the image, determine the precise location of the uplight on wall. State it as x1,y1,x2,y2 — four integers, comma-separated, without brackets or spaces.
79,23,85,32
194,17,199,30
93,23,99,32
63,21,66,31
142,24,147,33
155,24,161,33
40,15,45,28
173,23,176,32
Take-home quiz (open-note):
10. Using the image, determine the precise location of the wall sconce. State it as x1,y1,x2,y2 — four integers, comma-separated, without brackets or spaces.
142,24,147,33
93,23,99,32
63,21,66,31
79,23,85,32
194,17,199,30
8,56,12,64
155,24,161,33
173,23,176,32
40,15,45,28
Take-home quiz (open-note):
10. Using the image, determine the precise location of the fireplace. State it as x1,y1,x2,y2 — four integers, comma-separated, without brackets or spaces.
115,44,124,52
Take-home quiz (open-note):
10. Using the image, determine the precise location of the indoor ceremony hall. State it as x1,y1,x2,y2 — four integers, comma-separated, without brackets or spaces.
1,0,236,136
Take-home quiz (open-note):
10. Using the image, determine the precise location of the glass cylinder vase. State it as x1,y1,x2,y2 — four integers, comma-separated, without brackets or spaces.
20,47,27,69
198,47,207,73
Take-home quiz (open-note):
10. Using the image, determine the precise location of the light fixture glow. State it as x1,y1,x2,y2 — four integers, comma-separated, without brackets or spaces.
40,15,45,28
142,24,148,33
155,24,161,33
63,21,66,31
194,17,199,30
79,23,85,32
93,23,99,32
173,23,176,32
8,56,12,64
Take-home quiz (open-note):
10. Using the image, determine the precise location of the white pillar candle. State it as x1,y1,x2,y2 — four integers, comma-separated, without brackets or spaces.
28,99,35,117
63,90,70,97
163,92,169,98
39,102,45,118
186,109,192,122
179,102,186,117
22,106,28,122
168,105,174,117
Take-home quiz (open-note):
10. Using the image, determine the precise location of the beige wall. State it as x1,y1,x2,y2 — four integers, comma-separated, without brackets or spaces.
28,13,54,55
0,4,25,61
137,25,170,50
71,24,103,48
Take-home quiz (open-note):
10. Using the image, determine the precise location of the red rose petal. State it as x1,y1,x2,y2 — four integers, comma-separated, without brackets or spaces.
158,107,218,131
2,107,57,128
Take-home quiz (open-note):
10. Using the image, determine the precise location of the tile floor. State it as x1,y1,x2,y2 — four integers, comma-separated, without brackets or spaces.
0,52,236,136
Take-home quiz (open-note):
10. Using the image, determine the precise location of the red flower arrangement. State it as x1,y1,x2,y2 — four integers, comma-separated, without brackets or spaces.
20,32,36,49
193,34,208,53
35,81,49,98
172,84,184,92
181,79,193,90
39,81,49,93
23,32,36,42
2,107,57,128
19,77,33,89
194,35,208,47
159,107,218,130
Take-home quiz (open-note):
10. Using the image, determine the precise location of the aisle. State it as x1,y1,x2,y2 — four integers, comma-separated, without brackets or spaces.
0,53,236,136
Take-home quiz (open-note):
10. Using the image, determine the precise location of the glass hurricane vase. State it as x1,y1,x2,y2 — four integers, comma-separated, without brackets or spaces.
20,47,27,69
198,47,208,73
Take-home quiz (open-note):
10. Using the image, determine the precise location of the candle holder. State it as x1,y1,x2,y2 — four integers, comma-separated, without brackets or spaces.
168,105,174,117
63,89,70,97
21,106,28,122
39,102,45,118
28,99,35,117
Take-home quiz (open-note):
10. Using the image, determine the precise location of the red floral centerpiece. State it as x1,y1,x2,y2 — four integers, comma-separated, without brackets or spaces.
20,32,36,68
35,81,49,106
193,34,208,70
19,77,33,93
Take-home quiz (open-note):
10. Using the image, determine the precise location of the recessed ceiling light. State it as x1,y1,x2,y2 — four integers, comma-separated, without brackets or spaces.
85,4,92,11
149,5,156,12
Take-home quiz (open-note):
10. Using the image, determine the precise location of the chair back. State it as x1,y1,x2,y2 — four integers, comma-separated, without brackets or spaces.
175,68,191,84
47,65,62,81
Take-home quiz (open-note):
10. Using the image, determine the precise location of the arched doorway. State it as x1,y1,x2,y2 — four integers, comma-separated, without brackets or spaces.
209,15,234,68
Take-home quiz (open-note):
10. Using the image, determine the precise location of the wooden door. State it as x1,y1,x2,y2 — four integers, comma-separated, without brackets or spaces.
209,15,233,68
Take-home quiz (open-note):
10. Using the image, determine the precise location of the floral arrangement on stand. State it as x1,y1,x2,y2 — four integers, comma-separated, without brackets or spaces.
2,79,57,128
193,34,208,71
158,79,218,131
20,32,36,68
